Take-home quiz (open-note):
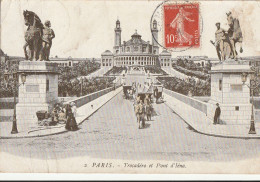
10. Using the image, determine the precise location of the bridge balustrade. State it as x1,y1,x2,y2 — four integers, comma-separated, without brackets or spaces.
65,85,121,108
163,89,208,115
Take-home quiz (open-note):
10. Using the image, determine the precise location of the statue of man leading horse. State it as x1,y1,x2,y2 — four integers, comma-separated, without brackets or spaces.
210,12,243,61
23,10,55,61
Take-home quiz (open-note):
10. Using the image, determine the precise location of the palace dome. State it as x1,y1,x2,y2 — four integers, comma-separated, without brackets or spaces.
101,50,113,56
160,49,171,56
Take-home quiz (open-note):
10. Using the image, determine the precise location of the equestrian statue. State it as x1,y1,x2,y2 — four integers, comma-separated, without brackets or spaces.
210,12,243,61
23,10,55,61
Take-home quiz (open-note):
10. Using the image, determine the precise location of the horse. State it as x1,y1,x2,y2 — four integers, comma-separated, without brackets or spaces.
227,12,243,59
23,10,44,61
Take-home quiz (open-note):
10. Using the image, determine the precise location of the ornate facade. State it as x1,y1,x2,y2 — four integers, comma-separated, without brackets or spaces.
101,19,172,68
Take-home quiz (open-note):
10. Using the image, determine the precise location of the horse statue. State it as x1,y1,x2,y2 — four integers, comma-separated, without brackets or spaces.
23,10,44,61
210,12,243,61
227,12,243,59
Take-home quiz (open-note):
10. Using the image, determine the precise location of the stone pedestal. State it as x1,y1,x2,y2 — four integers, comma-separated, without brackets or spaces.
208,60,252,125
16,61,59,128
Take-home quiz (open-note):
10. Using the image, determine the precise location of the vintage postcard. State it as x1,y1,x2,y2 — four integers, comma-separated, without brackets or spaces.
0,0,260,175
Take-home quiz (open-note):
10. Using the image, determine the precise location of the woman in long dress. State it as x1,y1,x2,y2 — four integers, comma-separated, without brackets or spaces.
170,7,194,45
65,102,79,131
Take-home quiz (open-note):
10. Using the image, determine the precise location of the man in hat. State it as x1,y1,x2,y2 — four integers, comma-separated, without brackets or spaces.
40,20,55,61
213,103,221,125
213,22,226,61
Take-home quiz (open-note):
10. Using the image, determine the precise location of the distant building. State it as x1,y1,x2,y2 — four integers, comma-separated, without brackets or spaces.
0,49,100,69
0,49,7,70
175,55,219,67
242,56,260,66
159,50,172,67
101,19,172,68
50,57,100,67
176,55,191,59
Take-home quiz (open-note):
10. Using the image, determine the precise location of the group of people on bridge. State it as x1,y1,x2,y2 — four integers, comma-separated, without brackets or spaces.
50,102,79,131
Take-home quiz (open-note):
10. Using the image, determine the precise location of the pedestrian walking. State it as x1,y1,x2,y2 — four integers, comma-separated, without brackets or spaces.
154,86,158,103
137,100,145,129
144,94,151,105
213,103,221,125
134,100,140,123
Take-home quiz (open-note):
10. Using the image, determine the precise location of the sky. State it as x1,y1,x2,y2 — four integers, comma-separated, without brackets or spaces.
1,0,260,58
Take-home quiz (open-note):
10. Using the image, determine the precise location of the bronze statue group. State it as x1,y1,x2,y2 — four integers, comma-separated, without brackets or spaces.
210,11,243,61
23,10,55,61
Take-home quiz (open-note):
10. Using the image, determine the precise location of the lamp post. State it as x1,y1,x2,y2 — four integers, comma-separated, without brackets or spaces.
80,77,83,96
113,73,116,90
241,65,259,134
4,69,26,134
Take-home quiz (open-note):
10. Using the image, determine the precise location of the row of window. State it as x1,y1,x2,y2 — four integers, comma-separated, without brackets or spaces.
161,63,170,67
102,59,112,62
116,61,155,66
102,60,156,67
113,56,156,61
103,63,112,66
160,58,171,62
121,46,147,53
57,62,74,66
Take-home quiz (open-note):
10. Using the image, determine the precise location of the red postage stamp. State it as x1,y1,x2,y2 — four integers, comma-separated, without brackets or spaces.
163,3,200,49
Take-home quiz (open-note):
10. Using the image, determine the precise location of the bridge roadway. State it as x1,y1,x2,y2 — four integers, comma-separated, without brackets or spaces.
1,88,259,161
